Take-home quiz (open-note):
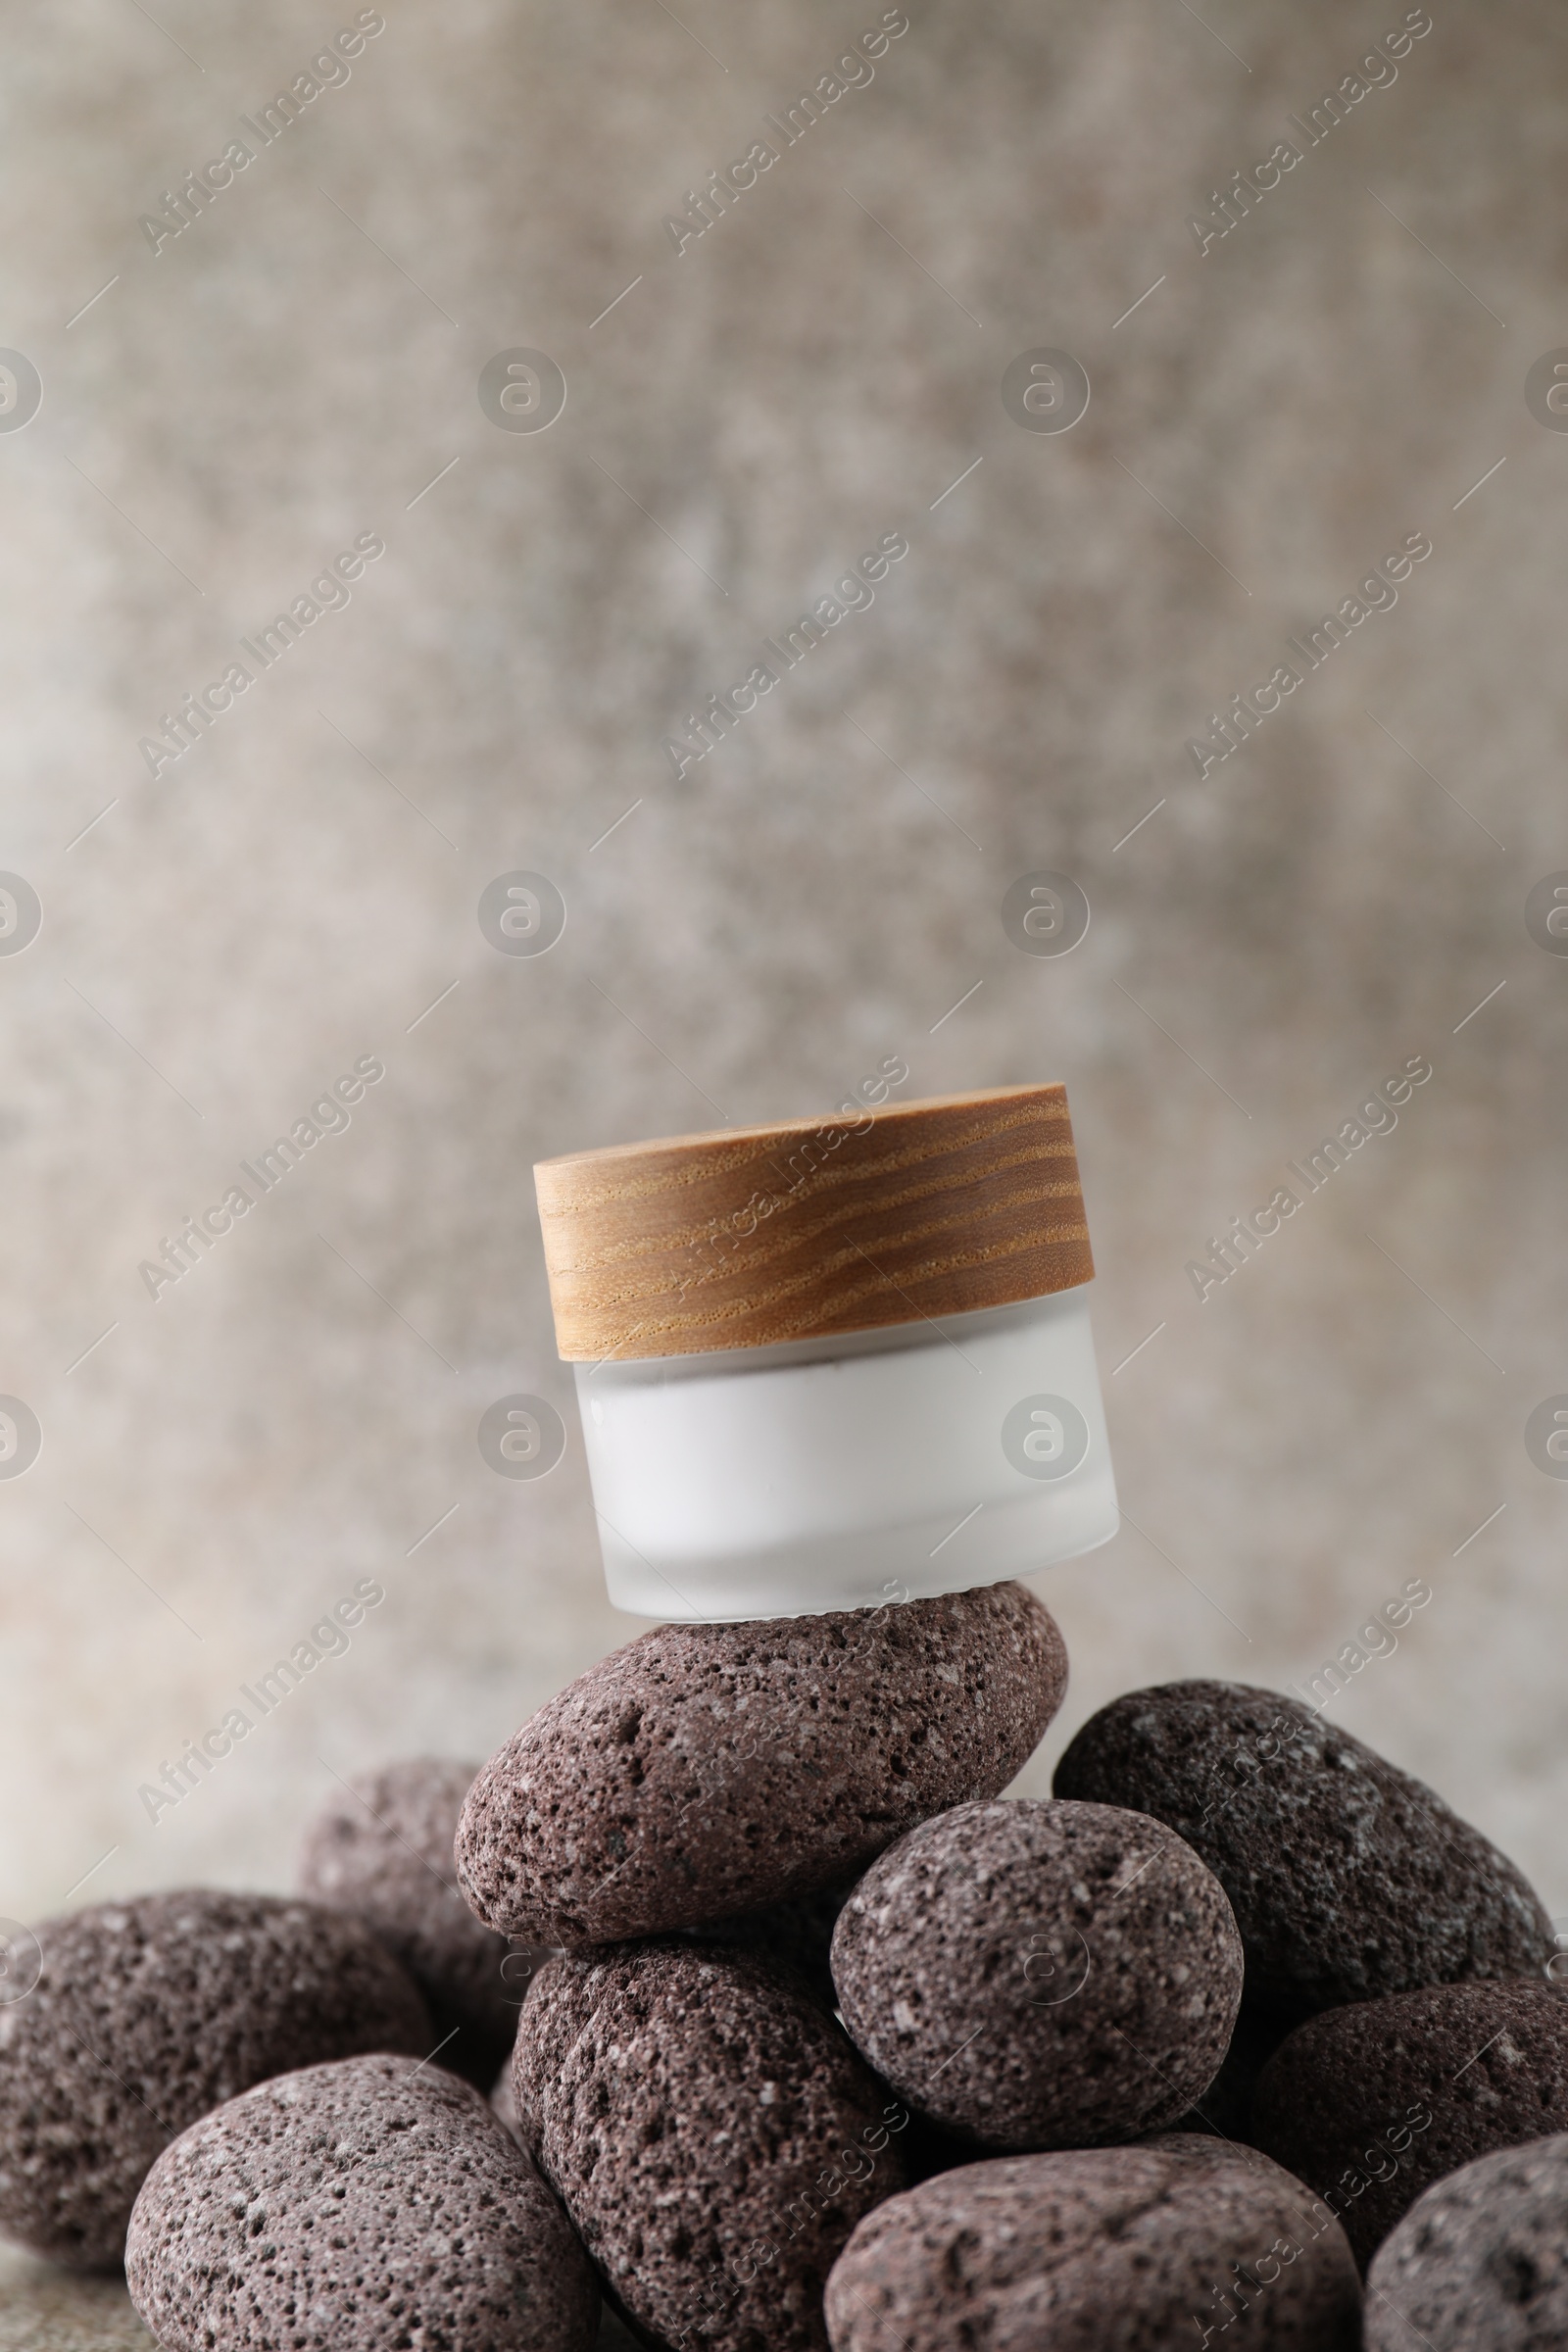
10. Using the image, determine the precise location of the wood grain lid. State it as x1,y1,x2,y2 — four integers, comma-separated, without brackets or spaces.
534,1083,1095,1362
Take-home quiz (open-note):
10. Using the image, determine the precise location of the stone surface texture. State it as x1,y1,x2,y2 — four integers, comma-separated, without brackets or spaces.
457,1585,1066,1944
297,1753,542,2083
823,2133,1363,2350
1054,1681,1552,2025
679,1880,855,2014
0,2246,642,2352
123,2053,598,2352
514,1940,909,2352
1251,1982,1568,2270
830,1796,1243,2147
1365,2132,1568,2351
0,1890,430,2269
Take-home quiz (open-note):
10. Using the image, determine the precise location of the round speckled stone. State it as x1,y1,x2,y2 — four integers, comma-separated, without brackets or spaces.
457,1584,1066,1948
1365,2132,1568,2350
298,1756,549,2086
830,1797,1243,2150
0,1890,431,2270
823,2134,1363,2351
1251,1982,1568,2272
124,2052,598,2352
1054,1682,1551,2028
514,1940,911,2352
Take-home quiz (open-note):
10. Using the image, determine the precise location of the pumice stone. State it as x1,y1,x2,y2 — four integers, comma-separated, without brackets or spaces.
0,1889,431,2268
513,1941,908,2352
456,1582,1067,1945
830,1796,1244,2148
823,2135,1362,2351
1251,1982,1568,2270
298,1754,546,2085
1054,1679,1552,2025
679,1878,856,2013
125,2053,598,2352
1364,2132,1568,2352
533,1084,1119,1619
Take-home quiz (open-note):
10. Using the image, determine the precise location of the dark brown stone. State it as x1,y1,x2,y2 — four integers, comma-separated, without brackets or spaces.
0,1890,431,2270
830,1797,1243,2149
457,1584,1066,1947
1054,1681,1551,2027
823,2134,1363,2351
1365,2132,1568,2350
124,2052,598,2352
1251,1982,1568,2270
514,1940,910,2352
298,1755,549,2085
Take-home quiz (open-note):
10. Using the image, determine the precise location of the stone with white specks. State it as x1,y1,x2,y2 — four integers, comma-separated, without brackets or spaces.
1252,1983,1568,2270
124,2053,597,2352
830,1796,1242,2148
456,1585,1066,1947
1054,1682,1552,2027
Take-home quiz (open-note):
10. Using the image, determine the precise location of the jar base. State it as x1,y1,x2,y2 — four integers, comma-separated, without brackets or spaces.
598,1474,1120,1622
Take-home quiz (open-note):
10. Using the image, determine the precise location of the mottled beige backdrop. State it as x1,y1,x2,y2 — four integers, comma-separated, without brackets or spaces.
1,0,1564,1952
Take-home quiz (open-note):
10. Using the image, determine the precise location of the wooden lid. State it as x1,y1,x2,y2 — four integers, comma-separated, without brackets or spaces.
534,1084,1095,1362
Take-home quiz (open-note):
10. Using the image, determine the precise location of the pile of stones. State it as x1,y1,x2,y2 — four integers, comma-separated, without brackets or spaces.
1,1582,1564,2350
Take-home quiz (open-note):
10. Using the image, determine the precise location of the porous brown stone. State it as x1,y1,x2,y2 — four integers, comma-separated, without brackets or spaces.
298,1755,547,2085
1251,1982,1568,2270
124,2052,598,2352
1054,1681,1552,2027
823,2134,1363,2351
514,1940,910,2352
0,1890,431,2270
457,1583,1066,1947
1365,2132,1568,2350
830,1797,1243,2148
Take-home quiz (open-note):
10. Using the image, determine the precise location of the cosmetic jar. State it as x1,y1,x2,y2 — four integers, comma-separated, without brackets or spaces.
534,1085,1119,1620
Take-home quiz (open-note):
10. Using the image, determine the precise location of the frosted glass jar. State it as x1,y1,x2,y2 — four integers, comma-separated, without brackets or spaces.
575,1286,1117,1620
535,1084,1119,1622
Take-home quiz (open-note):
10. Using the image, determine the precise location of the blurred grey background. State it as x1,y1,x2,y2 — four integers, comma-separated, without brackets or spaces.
1,0,1563,1945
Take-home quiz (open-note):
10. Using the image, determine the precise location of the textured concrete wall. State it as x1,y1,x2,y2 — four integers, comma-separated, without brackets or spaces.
1,0,1564,1943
